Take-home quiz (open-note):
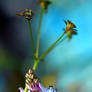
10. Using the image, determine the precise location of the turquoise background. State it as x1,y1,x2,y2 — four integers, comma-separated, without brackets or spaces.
0,0,92,92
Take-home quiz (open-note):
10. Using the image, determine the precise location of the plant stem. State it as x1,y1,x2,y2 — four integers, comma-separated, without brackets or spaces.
39,32,65,60
33,59,40,71
27,19,35,54
35,8,44,58
33,8,44,71
24,87,28,92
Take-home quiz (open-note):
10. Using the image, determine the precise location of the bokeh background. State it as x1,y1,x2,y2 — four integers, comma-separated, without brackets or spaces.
0,0,92,92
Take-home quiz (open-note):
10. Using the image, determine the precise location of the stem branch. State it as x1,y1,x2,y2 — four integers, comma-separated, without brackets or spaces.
39,32,65,60
32,8,44,71
27,19,35,54
35,8,44,58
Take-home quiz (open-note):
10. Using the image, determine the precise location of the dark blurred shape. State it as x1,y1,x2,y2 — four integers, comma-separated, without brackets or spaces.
5,70,24,92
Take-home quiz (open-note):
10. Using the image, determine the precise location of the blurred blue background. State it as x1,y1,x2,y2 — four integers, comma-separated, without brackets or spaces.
0,0,92,92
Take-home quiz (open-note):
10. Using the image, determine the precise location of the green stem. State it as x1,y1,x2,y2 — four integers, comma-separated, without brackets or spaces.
24,87,28,92
32,8,44,71
39,32,65,60
35,8,44,58
33,59,40,71
27,19,35,54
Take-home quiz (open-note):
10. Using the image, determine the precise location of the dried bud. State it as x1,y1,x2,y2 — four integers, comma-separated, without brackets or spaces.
33,77,39,84
25,69,40,91
64,20,77,39
16,9,34,20
40,0,51,13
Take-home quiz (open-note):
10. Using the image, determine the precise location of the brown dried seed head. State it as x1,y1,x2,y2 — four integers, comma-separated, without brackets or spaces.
33,78,39,84
29,74,34,79
16,9,33,20
28,69,34,74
